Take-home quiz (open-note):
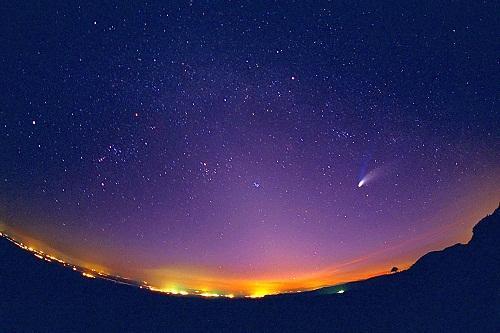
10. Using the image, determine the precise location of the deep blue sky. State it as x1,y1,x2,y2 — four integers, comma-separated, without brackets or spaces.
1,1,498,295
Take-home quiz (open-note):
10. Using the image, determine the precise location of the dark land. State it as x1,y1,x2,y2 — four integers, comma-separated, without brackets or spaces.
1,208,499,332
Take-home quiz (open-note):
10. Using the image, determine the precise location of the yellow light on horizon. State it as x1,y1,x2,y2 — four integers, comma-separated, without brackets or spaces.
247,288,272,298
200,292,220,298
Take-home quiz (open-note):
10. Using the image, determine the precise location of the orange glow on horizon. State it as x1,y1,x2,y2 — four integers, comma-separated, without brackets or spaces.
1,197,497,298
1,228,413,297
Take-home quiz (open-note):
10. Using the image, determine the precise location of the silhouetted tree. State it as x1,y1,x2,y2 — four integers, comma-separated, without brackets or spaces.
391,266,399,273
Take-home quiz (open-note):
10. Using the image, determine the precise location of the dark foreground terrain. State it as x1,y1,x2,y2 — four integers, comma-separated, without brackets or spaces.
1,208,499,332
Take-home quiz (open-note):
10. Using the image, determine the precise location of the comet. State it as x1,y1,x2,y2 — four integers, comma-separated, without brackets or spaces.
357,171,376,188
357,166,387,188
358,151,375,188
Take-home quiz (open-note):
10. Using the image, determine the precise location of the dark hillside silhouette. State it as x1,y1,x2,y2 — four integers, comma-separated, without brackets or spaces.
1,207,499,332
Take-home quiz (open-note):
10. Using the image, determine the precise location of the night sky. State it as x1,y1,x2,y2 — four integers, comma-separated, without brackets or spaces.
1,1,498,296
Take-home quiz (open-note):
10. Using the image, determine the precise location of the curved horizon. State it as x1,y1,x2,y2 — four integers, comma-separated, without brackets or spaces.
1,1,498,298
2,196,497,297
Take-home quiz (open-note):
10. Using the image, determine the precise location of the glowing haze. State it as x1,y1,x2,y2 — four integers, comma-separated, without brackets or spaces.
1,2,498,296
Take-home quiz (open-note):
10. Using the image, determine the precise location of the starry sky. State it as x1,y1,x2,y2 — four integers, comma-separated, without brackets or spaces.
1,1,498,296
